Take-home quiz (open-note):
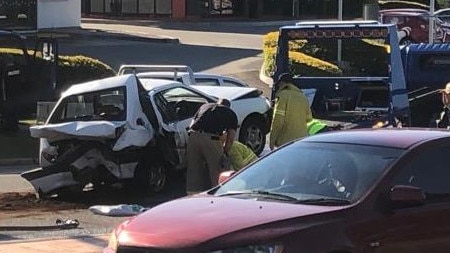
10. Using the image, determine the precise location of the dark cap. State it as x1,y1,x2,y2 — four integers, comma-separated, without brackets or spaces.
275,73,293,85
217,98,231,107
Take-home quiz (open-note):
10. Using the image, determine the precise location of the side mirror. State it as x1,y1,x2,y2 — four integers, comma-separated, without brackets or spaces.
218,170,236,185
389,185,425,207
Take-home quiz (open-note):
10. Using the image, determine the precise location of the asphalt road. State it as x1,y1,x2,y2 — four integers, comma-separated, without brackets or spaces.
0,19,279,242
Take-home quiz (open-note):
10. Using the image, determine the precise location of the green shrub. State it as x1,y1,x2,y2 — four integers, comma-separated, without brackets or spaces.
379,0,430,10
262,32,342,77
55,55,116,93
263,31,391,77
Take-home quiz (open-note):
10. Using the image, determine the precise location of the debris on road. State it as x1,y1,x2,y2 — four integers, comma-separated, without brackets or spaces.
89,204,147,216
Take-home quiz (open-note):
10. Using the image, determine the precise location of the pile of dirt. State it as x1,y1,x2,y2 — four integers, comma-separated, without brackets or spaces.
0,192,88,219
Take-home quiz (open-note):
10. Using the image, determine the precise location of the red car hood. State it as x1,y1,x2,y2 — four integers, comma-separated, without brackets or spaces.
118,196,346,249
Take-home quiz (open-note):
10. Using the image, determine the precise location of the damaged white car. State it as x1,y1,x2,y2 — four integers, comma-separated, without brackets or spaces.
21,74,271,197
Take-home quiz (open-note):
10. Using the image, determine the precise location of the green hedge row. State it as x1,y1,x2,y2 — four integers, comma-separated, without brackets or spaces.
263,31,390,78
0,48,116,94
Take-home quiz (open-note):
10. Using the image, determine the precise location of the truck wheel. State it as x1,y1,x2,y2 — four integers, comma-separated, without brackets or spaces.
239,116,266,156
399,37,414,45
134,162,167,193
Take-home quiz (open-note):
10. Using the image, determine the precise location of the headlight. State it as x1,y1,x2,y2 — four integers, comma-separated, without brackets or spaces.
209,244,283,253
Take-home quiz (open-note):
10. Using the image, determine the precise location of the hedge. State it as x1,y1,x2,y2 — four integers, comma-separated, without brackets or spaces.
263,31,390,78
0,48,116,94
263,32,342,77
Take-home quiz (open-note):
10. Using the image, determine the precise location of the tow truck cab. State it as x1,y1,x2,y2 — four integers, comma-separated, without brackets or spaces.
272,21,410,129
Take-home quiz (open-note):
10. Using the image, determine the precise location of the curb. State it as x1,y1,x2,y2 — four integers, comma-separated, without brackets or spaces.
0,158,37,166
81,17,296,27
0,234,109,245
28,27,180,44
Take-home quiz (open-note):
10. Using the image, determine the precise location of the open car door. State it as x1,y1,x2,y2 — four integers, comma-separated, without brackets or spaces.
149,85,214,170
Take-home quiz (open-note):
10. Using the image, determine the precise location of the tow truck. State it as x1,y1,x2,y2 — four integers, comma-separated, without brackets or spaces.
271,20,444,129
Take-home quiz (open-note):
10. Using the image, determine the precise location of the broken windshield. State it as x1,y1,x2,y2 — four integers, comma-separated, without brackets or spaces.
49,87,126,123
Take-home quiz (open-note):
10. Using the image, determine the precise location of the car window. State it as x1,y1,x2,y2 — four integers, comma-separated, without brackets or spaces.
216,142,403,203
194,78,220,86
392,146,450,202
49,87,126,123
223,79,246,87
155,87,210,122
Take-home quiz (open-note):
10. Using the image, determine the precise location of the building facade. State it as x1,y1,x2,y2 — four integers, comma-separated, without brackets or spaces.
82,0,367,20
0,0,80,30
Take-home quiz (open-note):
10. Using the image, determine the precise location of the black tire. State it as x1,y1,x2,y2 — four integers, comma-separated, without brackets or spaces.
239,116,266,156
134,162,167,194
399,37,414,45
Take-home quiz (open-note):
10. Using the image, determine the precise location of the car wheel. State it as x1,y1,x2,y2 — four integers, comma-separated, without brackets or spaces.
239,116,266,156
399,37,414,45
134,162,167,193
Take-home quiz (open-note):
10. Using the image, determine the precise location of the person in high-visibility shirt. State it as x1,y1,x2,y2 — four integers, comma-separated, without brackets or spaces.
307,118,330,135
220,134,258,171
270,73,312,150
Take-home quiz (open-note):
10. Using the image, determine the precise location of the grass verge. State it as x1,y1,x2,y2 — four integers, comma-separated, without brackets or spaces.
0,122,39,160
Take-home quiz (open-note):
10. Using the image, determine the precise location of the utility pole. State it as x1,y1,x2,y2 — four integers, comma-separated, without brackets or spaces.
429,0,435,44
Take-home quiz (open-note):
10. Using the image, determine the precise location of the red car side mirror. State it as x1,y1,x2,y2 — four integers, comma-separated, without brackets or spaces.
218,170,236,185
390,185,425,205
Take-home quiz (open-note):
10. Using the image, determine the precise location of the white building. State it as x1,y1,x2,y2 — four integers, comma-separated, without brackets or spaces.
38,0,80,29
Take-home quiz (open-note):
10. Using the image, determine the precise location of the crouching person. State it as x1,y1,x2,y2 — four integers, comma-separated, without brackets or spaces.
220,133,258,171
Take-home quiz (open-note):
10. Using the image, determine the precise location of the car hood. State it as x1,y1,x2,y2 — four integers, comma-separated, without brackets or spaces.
193,86,261,100
30,121,125,141
118,196,346,249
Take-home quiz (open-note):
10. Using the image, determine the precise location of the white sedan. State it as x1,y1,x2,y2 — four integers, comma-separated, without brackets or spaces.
22,74,271,197
118,64,250,87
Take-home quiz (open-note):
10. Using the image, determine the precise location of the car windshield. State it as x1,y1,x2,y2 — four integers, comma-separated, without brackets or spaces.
49,87,126,123
215,141,403,204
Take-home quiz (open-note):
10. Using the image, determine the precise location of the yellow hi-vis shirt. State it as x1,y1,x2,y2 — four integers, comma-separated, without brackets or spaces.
307,119,327,135
270,83,312,147
228,141,258,170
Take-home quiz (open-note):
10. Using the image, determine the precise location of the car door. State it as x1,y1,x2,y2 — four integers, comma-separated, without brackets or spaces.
151,86,213,169
362,143,450,253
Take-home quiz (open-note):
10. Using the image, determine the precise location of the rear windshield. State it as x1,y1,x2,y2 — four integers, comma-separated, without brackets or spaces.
49,87,126,123
275,26,391,77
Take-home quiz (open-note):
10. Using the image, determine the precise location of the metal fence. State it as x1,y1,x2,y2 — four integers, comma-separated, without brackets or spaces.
0,0,37,30
87,0,172,16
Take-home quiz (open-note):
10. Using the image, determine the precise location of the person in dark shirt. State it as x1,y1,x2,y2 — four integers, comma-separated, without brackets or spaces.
186,98,238,194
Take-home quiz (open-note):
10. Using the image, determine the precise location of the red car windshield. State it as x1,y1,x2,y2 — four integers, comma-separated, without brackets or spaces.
215,142,403,204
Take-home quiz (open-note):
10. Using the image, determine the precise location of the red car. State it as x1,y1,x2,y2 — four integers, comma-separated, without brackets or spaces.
380,8,448,44
105,129,450,253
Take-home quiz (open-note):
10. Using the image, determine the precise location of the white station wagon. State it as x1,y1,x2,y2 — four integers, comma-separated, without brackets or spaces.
22,74,272,197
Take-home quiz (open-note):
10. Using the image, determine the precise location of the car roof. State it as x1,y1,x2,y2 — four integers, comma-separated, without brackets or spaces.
62,74,135,97
435,8,450,14
139,77,184,90
61,74,183,98
302,128,450,149
380,8,429,13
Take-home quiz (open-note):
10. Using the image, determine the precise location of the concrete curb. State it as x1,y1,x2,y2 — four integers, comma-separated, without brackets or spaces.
35,28,180,44
0,158,37,166
81,17,296,27
0,234,109,245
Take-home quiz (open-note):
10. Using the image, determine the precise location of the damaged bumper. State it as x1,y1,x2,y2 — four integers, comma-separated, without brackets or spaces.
21,168,79,195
